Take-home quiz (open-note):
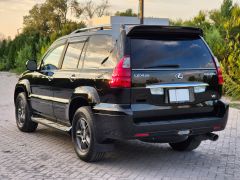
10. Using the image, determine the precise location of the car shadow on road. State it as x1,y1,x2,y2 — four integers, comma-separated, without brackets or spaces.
34,126,213,170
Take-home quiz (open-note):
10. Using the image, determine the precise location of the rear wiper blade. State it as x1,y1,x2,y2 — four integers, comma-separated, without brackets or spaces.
101,56,109,65
144,64,180,69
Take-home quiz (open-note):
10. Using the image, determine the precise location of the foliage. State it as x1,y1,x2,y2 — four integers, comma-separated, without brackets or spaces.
23,0,110,36
115,9,138,17
23,0,83,36
14,44,33,73
0,0,87,73
1,0,110,72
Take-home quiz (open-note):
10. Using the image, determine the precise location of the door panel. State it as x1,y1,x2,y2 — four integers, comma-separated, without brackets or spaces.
52,69,98,125
51,40,87,124
52,70,74,124
30,71,55,119
30,42,66,120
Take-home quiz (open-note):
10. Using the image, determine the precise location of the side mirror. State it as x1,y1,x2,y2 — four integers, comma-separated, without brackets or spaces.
26,60,37,71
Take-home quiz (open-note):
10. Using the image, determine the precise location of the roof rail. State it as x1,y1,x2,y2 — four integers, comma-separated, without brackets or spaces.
121,23,141,28
71,25,112,34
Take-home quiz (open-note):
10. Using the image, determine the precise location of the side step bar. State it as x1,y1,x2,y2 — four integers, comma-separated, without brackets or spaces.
32,117,71,132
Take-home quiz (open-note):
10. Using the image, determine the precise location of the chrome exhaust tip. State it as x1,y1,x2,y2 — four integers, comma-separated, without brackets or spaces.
206,133,219,141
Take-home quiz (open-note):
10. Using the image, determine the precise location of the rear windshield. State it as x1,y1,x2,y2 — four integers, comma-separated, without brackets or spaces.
130,37,215,69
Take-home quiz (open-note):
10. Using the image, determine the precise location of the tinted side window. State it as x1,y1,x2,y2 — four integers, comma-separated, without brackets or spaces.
42,45,65,70
83,35,113,69
131,38,215,69
62,42,84,69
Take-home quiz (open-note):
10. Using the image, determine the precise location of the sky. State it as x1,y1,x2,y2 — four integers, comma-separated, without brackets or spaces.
0,0,239,39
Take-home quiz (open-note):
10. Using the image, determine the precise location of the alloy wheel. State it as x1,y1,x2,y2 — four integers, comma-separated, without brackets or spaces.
16,98,25,127
75,117,91,152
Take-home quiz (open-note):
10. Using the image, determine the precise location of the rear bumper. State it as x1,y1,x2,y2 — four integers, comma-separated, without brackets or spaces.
93,100,229,143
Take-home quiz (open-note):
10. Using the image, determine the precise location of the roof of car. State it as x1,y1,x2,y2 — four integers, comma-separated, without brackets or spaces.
53,25,203,45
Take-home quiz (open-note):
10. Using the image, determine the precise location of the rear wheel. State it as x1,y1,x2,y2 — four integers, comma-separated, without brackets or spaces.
15,92,38,132
169,136,201,151
72,106,105,162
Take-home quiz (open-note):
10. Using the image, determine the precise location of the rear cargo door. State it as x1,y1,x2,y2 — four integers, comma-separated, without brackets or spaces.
130,36,220,111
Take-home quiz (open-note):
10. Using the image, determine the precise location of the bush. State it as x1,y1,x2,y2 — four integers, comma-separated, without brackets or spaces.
14,44,34,73
205,28,226,60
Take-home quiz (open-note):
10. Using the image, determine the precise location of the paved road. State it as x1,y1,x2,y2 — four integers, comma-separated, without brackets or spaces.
0,72,240,180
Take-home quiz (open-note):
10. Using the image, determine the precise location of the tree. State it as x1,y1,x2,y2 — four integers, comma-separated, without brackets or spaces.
70,0,84,18
23,4,50,35
23,0,85,36
209,0,233,34
23,0,109,35
115,9,138,17
83,0,110,20
224,4,240,38
96,0,110,17
221,0,233,18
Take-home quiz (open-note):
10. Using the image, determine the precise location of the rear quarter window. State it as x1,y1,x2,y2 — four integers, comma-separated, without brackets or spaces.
130,38,215,69
83,35,113,69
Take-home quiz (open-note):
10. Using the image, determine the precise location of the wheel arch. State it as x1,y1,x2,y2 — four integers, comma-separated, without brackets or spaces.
14,80,31,104
68,86,100,124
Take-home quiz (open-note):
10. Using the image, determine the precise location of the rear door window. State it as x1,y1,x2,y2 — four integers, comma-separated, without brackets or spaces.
62,42,84,69
130,38,215,69
83,35,113,69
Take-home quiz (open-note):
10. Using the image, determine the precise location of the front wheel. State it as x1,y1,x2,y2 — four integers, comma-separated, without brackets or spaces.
72,106,105,162
169,136,201,151
15,92,38,132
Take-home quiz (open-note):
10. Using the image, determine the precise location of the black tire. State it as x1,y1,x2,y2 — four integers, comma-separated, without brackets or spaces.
15,92,38,132
169,136,201,151
72,106,105,162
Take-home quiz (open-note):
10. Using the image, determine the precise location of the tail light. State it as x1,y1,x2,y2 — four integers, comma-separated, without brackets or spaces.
109,55,131,88
217,67,224,85
213,57,224,85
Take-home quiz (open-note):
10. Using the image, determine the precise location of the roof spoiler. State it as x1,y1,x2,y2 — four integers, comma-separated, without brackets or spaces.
127,25,203,37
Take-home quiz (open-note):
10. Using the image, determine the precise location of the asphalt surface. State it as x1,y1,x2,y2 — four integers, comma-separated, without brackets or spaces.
0,72,240,180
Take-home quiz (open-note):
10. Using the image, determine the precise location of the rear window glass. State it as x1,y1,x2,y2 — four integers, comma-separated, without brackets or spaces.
130,38,215,69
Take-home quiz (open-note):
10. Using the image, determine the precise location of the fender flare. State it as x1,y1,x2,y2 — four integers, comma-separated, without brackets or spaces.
14,79,31,103
67,86,100,123
71,86,100,104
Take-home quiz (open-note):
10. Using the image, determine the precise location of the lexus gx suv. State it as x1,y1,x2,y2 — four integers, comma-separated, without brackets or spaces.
14,25,229,162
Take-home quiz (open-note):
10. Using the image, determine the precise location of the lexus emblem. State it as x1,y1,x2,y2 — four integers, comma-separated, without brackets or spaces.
175,73,184,80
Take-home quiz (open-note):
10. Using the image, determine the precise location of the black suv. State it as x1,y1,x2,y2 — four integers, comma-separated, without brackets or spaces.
14,25,229,162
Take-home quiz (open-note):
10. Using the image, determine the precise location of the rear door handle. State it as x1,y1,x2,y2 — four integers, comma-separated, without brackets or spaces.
69,74,77,82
